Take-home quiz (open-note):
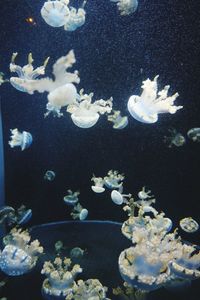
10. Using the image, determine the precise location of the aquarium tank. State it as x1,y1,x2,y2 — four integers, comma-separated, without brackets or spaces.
0,0,200,299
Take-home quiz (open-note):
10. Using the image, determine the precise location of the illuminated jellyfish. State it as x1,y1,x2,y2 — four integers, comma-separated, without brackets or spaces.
63,189,80,206
163,128,186,148
44,170,56,181
179,217,199,233
64,1,87,31
5,205,32,226
71,279,110,299
67,89,113,128
187,128,200,142
70,247,85,260
9,52,49,93
41,257,82,298
8,129,32,151
71,203,88,221
41,0,70,27
137,186,154,200
91,175,105,193
127,76,182,124
104,170,124,190
107,110,128,129
9,50,80,118
110,0,138,16
113,282,147,300
0,228,43,276
111,190,132,205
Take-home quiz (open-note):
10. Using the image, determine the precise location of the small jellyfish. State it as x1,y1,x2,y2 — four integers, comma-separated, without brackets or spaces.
127,76,182,124
8,129,32,151
91,176,105,193
107,110,128,129
138,186,154,200
111,190,132,205
187,128,200,142
67,89,113,128
64,1,87,31
9,52,49,93
70,247,85,259
0,72,8,86
63,189,80,206
71,203,88,221
16,205,32,225
44,170,56,181
163,128,186,148
110,0,138,16
179,217,199,233
54,240,65,254
41,0,70,27
104,170,124,190
0,206,15,224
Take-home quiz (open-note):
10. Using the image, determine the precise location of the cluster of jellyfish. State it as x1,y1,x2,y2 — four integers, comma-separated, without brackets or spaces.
163,127,200,148
63,189,88,221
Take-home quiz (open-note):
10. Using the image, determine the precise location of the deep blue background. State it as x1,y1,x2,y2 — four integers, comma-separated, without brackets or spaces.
0,0,200,299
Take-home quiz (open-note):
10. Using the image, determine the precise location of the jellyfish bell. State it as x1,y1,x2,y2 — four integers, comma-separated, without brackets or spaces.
48,83,77,108
127,76,182,124
41,0,70,27
187,128,200,142
91,185,105,193
111,190,124,205
79,208,88,221
44,170,56,181
71,108,100,129
111,0,138,16
91,176,105,193
179,217,199,233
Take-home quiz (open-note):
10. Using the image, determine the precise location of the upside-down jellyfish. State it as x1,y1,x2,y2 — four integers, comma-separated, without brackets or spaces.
127,76,182,124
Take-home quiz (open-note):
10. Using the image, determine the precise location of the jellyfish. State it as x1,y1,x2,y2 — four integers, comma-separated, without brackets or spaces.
110,0,138,16
71,203,88,221
9,50,80,118
127,76,182,124
63,189,80,206
163,128,186,148
41,0,70,27
104,170,124,190
187,128,200,142
70,247,85,259
10,52,49,93
44,170,56,181
67,89,113,128
64,1,87,31
41,257,82,298
0,228,43,276
0,72,8,86
8,129,32,151
71,279,110,299
91,176,105,193
137,186,154,200
0,206,15,225
0,205,32,227
179,217,199,233
107,110,128,129
111,190,132,205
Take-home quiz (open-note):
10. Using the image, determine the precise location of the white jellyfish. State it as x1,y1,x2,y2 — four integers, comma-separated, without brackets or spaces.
41,0,70,27
127,76,182,124
8,129,32,151
104,170,124,190
67,89,113,128
179,217,199,233
111,190,132,205
44,170,56,181
110,0,138,16
10,52,50,93
137,186,154,200
163,128,186,148
107,110,128,129
71,203,88,221
91,176,105,193
63,190,80,206
64,1,87,31
187,128,200,142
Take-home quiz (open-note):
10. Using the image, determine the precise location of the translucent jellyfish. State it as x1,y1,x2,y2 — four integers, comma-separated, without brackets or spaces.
41,0,70,27
10,52,49,93
0,205,32,226
137,186,154,200
70,247,85,259
8,129,32,151
0,228,43,276
0,206,15,225
67,89,113,128
71,279,110,299
54,240,65,254
113,282,147,300
127,76,182,124
111,190,132,205
41,257,82,298
71,203,88,221
163,128,186,148
104,170,124,190
187,128,200,142
44,170,56,181
64,1,87,31
63,189,80,206
107,110,128,129
110,0,138,16
10,50,80,118
179,217,199,233
91,176,105,193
